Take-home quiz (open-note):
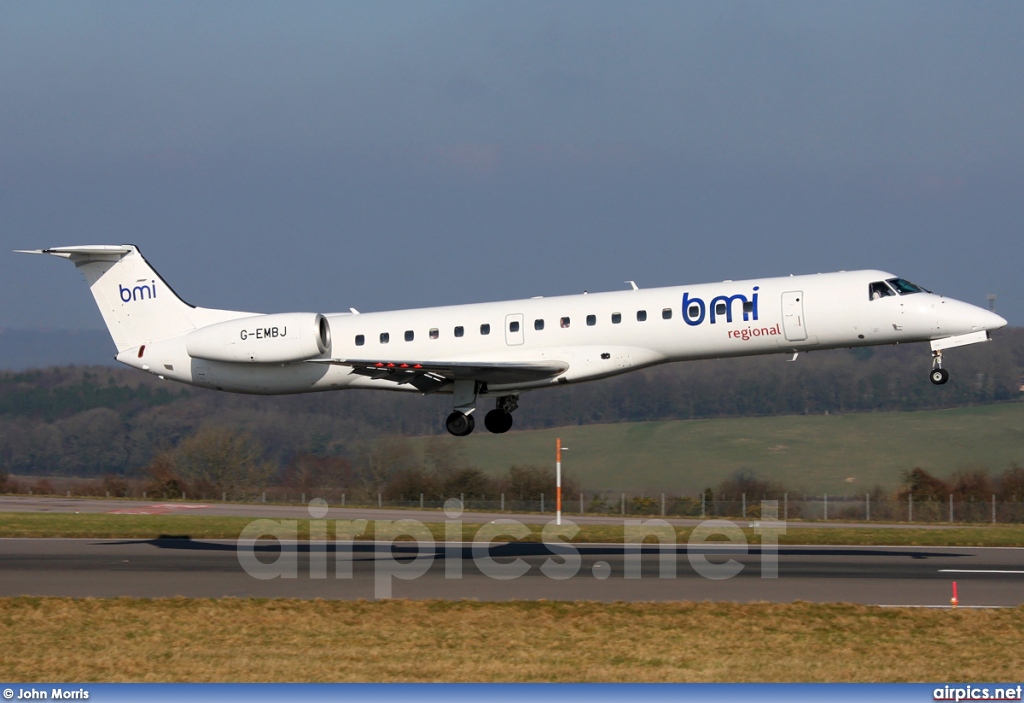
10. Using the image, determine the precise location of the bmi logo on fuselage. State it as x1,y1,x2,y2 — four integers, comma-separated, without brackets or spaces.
119,281,157,303
682,287,759,326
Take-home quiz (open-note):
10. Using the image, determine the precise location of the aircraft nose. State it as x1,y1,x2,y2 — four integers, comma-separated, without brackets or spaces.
973,307,1008,332
987,310,1008,330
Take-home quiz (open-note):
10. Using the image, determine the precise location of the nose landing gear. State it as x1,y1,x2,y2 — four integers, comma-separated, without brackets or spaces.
930,350,949,385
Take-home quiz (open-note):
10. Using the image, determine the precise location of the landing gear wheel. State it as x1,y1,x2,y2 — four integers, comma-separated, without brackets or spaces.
445,411,475,436
930,368,949,385
484,409,514,434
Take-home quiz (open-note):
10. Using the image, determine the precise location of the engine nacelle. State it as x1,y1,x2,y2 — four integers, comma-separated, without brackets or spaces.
185,313,331,363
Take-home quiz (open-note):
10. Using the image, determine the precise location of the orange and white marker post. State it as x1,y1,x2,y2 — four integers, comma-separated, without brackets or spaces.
951,581,958,609
556,437,563,526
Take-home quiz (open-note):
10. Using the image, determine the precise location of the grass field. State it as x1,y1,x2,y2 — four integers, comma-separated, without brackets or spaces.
430,402,1024,495
3,511,1024,545
1,598,1021,682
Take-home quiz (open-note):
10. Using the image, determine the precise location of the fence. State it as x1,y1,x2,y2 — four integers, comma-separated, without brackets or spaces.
8,481,1024,524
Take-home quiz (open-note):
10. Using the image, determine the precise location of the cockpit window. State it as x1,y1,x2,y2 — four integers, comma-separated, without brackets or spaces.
869,281,896,300
886,278,928,295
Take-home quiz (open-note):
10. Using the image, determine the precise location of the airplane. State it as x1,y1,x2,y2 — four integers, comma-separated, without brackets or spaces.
17,244,1008,436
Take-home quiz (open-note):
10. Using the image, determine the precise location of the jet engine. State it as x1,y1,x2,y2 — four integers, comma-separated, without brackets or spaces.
185,313,331,363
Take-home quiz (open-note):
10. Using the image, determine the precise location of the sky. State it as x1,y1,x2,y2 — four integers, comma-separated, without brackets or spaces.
3,1,1023,334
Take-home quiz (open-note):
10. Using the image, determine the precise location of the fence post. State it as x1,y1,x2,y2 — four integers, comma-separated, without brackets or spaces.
621,493,625,516
420,493,424,509
580,493,584,515
824,493,828,521
301,492,305,505
992,494,996,524
541,493,544,513
742,493,746,518
378,493,382,508
949,494,954,523
342,493,345,507
701,492,706,518
661,493,666,517
909,494,913,523
866,493,870,522
784,493,787,521
262,492,266,504
501,493,505,511
182,491,186,500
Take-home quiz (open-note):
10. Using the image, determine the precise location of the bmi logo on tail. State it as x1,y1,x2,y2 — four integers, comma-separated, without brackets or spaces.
119,281,157,303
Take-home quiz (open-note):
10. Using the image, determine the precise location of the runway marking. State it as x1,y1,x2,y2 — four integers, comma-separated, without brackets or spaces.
108,504,210,515
938,569,1024,574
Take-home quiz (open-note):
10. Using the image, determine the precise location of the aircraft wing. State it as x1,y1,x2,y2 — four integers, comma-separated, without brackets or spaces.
308,358,568,393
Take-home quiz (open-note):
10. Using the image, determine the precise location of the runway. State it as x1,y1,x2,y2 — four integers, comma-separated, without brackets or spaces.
1,537,1021,605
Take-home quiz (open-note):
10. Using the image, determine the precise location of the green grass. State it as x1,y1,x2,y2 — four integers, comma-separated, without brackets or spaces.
3,512,1024,546
424,402,1024,494
1,598,1022,682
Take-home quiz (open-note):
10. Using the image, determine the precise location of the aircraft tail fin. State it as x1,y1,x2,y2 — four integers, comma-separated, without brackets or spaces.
16,244,211,353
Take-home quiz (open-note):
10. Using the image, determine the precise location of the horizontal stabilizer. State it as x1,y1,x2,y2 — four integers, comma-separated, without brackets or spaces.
15,245,134,260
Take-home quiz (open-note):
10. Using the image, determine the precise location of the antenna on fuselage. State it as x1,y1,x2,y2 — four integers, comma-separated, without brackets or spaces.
986,294,997,313
626,281,639,291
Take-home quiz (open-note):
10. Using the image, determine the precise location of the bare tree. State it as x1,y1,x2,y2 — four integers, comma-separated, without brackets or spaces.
166,426,276,500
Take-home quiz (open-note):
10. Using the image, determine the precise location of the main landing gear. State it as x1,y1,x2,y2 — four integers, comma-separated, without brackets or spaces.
930,350,949,385
483,395,518,434
445,394,519,436
445,411,475,437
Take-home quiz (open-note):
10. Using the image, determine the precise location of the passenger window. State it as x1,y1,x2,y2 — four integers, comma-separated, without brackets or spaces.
560,317,570,328
510,321,520,333
404,330,414,342
688,304,702,318
743,301,753,315
535,319,545,331
480,323,490,335
612,313,622,324
380,332,390,344
454,326,464,338
637,310,647,322
355,334,365,346
715,302,727,316
869,281,895,300
429,328,439,340
586,314,596,326
662,308,672,320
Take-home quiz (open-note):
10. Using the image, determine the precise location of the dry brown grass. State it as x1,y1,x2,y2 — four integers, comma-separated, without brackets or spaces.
1,598,1022,682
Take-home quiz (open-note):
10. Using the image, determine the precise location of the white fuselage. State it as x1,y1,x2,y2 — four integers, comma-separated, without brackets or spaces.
119,269,1005,397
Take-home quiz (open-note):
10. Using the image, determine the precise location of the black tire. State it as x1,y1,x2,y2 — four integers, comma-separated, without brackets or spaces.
930,368,949,385
445,411,475,436
484,409,513,434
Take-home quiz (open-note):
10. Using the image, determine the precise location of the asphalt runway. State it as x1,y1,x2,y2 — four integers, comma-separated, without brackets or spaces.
1,537,1022,605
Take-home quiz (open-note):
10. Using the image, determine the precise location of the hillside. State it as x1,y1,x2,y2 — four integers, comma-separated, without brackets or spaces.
0,328,1020,488
434,402,1024,495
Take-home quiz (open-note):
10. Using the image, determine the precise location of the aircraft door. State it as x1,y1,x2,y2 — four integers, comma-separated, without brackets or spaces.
505,313,525,346
781,291,808,342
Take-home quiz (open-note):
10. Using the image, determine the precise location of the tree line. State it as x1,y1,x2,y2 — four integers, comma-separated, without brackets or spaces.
0,329,1020,482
